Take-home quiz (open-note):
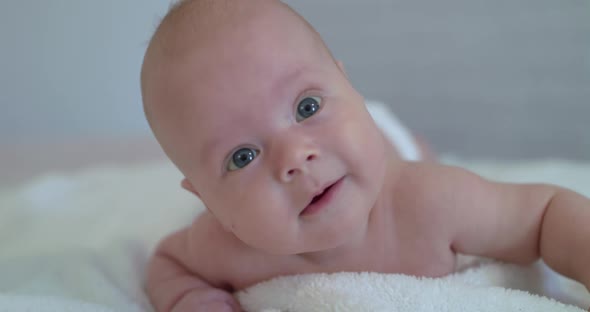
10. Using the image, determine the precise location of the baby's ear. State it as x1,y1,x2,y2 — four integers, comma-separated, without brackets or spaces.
181,178,201,198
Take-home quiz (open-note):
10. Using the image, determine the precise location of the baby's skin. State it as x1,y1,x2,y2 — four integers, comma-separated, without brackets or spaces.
140,1,590,311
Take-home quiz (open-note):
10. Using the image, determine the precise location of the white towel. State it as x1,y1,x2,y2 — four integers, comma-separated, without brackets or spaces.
236,258,589,312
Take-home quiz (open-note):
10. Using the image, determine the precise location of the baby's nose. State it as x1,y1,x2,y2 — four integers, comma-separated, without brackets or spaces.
280,153,317,182
274,137,319,183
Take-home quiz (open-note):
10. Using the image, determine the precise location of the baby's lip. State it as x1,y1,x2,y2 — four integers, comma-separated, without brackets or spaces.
300,176,344,215
311,179,337,198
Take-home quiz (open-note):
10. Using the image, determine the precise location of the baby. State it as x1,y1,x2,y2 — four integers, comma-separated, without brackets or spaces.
140,1,590,311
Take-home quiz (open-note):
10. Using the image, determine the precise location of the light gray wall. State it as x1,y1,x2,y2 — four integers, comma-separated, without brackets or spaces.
1,0,589,159
285,0,590,159
0,0,168,142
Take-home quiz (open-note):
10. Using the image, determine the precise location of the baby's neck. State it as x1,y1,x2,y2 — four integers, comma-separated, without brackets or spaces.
297,142,403,267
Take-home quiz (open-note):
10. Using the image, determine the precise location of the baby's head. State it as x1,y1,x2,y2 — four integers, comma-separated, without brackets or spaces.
141,0,392,255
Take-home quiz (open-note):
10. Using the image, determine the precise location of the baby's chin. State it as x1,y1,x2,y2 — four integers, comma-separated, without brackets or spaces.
239,234,339,256
263,244,337,257
266,230,366,256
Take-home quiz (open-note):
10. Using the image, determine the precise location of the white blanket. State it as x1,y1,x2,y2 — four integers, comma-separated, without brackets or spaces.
237,257,588,312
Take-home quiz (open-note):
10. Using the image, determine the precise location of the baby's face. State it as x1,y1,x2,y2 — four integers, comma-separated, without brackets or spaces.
147,3,391,255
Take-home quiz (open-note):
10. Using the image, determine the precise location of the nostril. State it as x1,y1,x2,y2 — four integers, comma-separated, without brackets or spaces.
306,154,316,161
287,169,295,175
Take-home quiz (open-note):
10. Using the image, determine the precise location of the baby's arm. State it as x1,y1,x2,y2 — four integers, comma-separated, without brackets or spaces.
401,163,590,288
146,226,241,312
534,186,590,287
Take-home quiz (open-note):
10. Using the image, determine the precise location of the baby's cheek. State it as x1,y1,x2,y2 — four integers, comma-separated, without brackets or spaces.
347,123,384,163
233,205,299,253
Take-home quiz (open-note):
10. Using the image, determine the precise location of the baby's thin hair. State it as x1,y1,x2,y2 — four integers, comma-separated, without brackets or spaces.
154,0,335,61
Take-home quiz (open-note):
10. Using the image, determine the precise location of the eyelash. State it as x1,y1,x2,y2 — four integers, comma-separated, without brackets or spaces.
295,95,323,121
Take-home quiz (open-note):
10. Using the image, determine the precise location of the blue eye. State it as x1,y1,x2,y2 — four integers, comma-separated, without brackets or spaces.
227,147,258,171
296,96,322,122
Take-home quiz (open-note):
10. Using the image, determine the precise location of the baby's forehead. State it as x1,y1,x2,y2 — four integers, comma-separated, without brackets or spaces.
143,0,334,143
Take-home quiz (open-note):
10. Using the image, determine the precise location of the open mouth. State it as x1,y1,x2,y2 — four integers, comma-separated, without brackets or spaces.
300,177,344,216
309,183,334,205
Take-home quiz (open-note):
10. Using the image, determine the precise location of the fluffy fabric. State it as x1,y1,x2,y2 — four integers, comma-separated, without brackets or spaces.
237,259,588,312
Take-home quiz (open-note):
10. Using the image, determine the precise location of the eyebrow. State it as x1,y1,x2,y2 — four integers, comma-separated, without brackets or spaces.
271,64,306,101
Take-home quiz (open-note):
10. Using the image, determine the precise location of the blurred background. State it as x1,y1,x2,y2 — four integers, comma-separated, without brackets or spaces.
1,0,589,187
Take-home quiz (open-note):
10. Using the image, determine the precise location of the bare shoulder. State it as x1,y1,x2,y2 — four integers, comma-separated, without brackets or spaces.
392,161,502,232
393,161,554,263
154,212,250,288
392,162,471,219
155,212,296,290
395,161,475,187
389,162,469,246
393,161,492,209
186,212,255,285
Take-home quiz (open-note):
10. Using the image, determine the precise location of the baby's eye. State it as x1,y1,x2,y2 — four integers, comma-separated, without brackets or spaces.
296,96,322,122
227,147,259,171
